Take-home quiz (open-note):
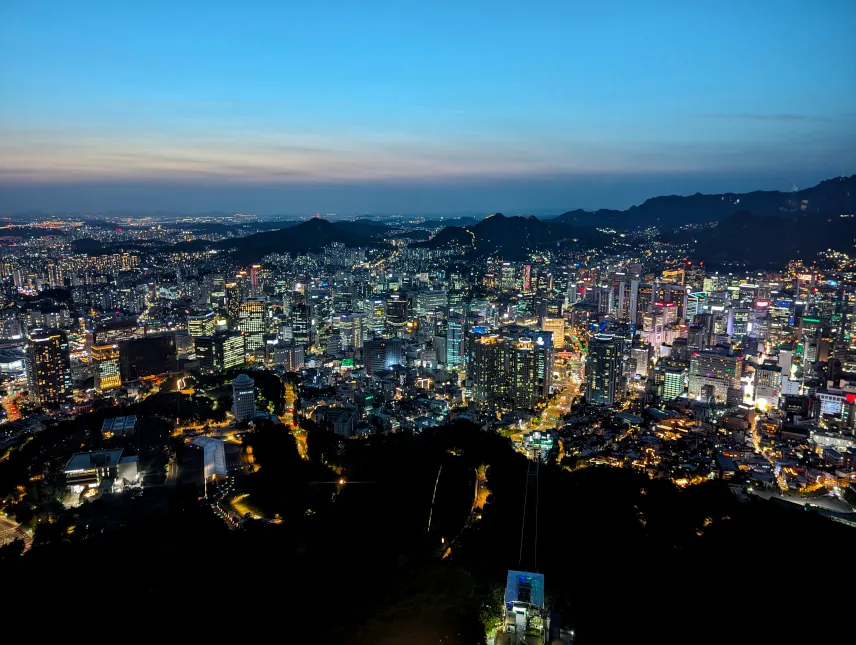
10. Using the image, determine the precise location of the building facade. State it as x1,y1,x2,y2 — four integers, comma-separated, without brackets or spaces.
26,328,72,408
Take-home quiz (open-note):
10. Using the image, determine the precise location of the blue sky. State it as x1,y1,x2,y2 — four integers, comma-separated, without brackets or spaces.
1,0,855,214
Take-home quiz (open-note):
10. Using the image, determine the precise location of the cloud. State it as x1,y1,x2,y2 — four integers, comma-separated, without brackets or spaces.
691,113,827,122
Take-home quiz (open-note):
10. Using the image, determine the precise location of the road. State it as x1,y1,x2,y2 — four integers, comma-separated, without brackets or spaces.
1,391,22,423
748,487,856,514
512,362,581,447
0,515,28,546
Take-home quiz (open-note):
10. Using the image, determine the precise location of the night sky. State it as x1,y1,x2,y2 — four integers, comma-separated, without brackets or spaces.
2,1,855,214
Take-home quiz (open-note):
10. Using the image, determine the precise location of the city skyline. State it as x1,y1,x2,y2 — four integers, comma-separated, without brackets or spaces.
2,1,856,213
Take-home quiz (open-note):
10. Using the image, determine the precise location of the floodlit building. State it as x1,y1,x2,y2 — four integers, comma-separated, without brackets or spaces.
663,365,687,400
417,289,448,315
64,448,138,494
191,436,227,480
503,570,546,640
541,317,565,349
232,373,256,422
753,364,782,410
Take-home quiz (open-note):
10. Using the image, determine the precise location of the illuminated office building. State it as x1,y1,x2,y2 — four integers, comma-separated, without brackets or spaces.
187,310,215,338
239,297,267,354
91,344,121,391
291,302,311,347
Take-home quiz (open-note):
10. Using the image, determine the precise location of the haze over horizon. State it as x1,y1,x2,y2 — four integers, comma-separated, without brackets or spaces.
2,1,855,214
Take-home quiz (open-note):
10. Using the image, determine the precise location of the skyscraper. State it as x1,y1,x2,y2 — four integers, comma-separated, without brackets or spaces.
585,333,623,406
471,329,554,411
291,302,311,347
385,293,407,330
26,328,72,408
195,331,245,373
250,264,262,297
446,316,464,366
337,312,365,350
472,335,509,407
239,297,267,355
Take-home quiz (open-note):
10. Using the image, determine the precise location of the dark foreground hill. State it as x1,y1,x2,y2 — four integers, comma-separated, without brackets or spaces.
414,212,608,260
1,420,846,644
665,209,856,268
213,217,388,262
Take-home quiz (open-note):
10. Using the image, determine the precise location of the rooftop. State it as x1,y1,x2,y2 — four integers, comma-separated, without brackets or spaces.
64,449,125,473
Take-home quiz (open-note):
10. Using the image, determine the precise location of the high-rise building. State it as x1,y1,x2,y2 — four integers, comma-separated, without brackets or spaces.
472,335,509,407
363,338,403,375
688,351,743,401
91,344,121,391
187,310,215,338
274,344,305,372
291,302,311,347
631,346,651,377
585,333,623,406
447,316,464,366
195,331,245,373
541,317,565,349
231,373,256,422
417,290,448,316
662,366,686,400
337,312,365,350
250,264,262,297
119,333,177,381
26,329,72,408
471,329,553,410
385,293,407,329
509,336,552,409
753,364,782,409
239,297,267,355
209,275,226,306
363,298,386,336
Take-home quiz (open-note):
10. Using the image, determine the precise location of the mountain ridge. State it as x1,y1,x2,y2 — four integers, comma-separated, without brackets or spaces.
552,174,856,230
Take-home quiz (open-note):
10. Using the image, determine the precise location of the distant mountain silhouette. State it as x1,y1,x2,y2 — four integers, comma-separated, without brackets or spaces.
666,209,856,267
554,175,856,230
413,212,607,260
216,218,387,263
330,219,393,238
